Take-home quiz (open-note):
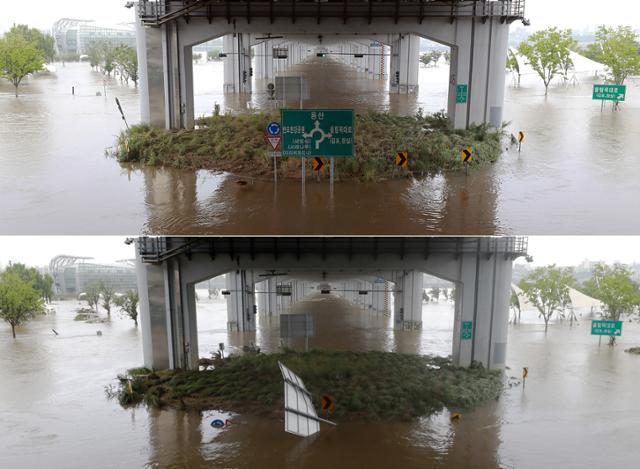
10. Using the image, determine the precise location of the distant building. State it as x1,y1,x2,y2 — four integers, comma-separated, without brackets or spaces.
49,255,137,298
52,18,136,56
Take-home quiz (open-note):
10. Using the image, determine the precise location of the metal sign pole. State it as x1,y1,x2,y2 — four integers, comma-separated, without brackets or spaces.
330,158,334,196
273,151,278,184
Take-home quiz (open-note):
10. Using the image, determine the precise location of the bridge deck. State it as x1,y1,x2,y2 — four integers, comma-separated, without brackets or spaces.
137,237,528,264
138,0,526,26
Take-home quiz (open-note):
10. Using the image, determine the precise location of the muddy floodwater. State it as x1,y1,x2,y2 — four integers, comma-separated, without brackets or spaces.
1,60,639,234
1,293,639,468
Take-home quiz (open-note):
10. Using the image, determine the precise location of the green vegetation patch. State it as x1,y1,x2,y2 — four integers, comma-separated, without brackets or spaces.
114,111,506,181
108,351,502,421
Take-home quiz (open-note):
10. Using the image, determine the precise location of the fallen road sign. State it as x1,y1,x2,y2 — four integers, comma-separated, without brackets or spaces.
278,361,336,437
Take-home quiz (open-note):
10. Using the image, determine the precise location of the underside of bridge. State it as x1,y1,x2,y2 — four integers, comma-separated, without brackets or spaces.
135,237,527,371
135,0,526,129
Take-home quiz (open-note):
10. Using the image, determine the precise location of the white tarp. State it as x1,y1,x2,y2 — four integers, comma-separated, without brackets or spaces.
278,361,320,437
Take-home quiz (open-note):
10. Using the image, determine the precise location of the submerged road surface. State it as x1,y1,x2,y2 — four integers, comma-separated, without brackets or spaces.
0,60,639,234
1,294,639,468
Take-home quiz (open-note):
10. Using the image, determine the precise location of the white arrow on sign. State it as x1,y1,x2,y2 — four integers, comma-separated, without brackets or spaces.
617,94,624,99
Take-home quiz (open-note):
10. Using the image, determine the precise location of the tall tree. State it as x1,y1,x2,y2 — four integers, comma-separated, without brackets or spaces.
583,263,640,345
0,272,44,338
100,282,115,316
0,35,45,97
6,24,56,63
589,25,640,85
506,49,521,86
510,288,522,324
84,283,102,313
518,27,575,95
419,51,441,67
519,265,574,332
86,41,103,70
429,287,440,302
115,290,139,326
4,263,53,303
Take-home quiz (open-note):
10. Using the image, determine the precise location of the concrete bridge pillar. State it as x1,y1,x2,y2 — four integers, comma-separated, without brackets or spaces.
254,41,266,79
448,13,510,129
136,260,170,370
136,256,199,370
135,8,165,128
225,270,256,332
452,248,513,368
393,271,423,330
266,277,278,315
256,279,267,313
277,281,293,312
223,33,252,94
371,280,387,313
390,34,420,94
292,280,306,303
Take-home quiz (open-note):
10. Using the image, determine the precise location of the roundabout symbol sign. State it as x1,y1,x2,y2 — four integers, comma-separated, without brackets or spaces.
266,121,281,136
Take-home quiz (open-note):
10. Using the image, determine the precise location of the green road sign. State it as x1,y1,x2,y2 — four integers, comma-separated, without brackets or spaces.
281,109,354,157
461,321,473,340
591,320,622,336
456,84,468,104
592,84,626,101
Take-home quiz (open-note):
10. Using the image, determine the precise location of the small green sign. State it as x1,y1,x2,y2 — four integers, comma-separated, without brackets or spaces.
456,84,468,104
281,109,354,157
461,321,473,340
592,84,626,101
591,320,622,336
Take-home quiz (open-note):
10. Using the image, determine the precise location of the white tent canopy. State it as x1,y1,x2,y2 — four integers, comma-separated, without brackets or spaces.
511,284,603,313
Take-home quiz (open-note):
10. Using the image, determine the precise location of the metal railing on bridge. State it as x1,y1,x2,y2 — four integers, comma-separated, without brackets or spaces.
138,1,526,27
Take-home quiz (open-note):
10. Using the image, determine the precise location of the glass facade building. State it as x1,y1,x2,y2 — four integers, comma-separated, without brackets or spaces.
52,19,136,55
51,260,137,298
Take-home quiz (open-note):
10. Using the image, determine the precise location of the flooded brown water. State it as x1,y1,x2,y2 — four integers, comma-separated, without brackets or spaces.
1,293,639,468
1,60,639,234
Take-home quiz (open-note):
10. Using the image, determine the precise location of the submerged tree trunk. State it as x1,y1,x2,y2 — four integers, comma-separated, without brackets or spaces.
11,323,16,339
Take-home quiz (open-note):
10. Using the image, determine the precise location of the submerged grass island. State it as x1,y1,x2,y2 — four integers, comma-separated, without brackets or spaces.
114,111,509,181
109,350,503,422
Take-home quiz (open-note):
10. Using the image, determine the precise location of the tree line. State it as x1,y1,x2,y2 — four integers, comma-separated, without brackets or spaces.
81,281,139,326
85,41,139,85
0,262,139,338
0,23,139,97
515,263,640,345
508,25,640,95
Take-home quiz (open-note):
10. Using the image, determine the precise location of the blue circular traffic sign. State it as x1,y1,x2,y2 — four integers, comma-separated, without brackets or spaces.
266,122,281,136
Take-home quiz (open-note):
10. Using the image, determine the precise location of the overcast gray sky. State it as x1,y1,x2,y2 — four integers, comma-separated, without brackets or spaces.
1,0,639,34
0,236,638,269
